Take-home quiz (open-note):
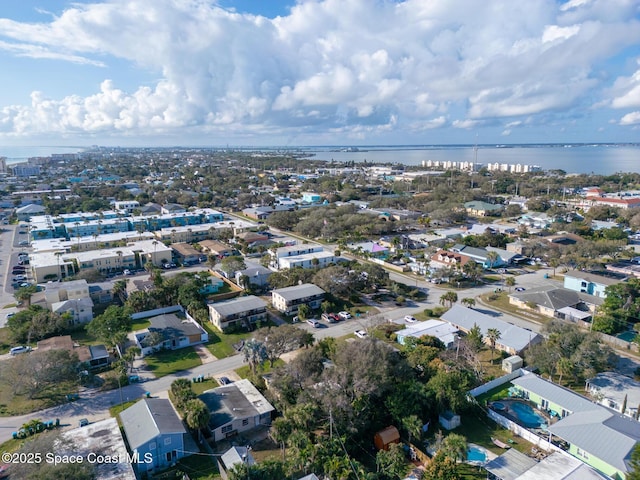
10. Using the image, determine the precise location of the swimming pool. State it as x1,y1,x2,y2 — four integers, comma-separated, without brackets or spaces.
467,445,487,463
493,402,506,411
510,402,546,428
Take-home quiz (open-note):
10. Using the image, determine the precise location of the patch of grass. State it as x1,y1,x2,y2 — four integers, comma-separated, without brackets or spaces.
69,327,101,346
109,400,137,419
459,463,488,479
202,323,251,359
0,365,78,416
130,317,151,331
191,377,220,395
144,347,202,377
0,327,12,355
447,405,534,456
170,453,219,480
235,359,285,379
0,436,26,454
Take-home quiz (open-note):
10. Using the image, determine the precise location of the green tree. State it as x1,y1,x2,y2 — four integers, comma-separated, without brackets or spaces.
441,433,467,462
242,339,267,374
440,291,458,307
86,306,131,349
486,251,499,269
423,451,460,480
376,443,408,479
505,276,516,292
465,323,484,353
461,297,476,308
629,443,640,480
487,328,501,362
184,398,211,431
296,303,311,321
402,414,422,445
220,256,246,278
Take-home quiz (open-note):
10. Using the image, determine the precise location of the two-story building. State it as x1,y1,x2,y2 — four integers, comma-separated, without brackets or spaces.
271,283,325,315
563,271,626,298
120,398,188,474
208,296,268,332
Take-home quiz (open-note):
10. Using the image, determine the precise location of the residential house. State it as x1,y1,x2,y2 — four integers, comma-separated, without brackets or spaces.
200,379,275,442
464,200,504,217
518,212,555,229
217,446,255,480
52,297,94,325
113,200,140,214
15,203,46,221
61,418,137,480
430,249,473,271
37,335,110,369
394,320,459,348
586,372,640,420
120,398,188,474
271,283,326,315
200,239,235,257
208,296,268,332
485,449,607,480
441,305,541,355
278,250,337,270
242,204,296,220
509,372,640,479
172,242,204,265
509,286,603,322
44,279,90,305
235,263,272,290
134,313,208,356
563,271,626,298
450,244,507,268
161,203,186,214
301,192,323,203
270,244,324,269
349,241,389,258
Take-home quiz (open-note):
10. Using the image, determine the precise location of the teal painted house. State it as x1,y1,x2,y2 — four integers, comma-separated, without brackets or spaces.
510,373,640,479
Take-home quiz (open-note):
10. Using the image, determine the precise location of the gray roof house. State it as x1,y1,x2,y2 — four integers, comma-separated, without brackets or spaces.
134,313,208,356
120,398,188,474
200,379,275,442
218,446,255,480
441,305,541,354
509,285,603,321
208,295,268,332
271,283,325,315
510,372,640,479
586,372,640,420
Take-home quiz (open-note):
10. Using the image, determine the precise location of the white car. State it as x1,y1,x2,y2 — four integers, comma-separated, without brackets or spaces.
404,315,417,323
10,346,31,355
354,330,368,339
338,311,352,320
306,319,320,328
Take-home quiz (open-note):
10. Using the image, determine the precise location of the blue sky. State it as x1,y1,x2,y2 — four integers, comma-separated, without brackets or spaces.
0,0,639,148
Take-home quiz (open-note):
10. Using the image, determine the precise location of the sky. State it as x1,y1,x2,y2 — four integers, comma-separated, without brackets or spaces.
0,0,639,148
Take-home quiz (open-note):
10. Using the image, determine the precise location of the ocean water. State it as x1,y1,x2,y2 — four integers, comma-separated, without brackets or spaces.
2,143,639,175
308,144,640,175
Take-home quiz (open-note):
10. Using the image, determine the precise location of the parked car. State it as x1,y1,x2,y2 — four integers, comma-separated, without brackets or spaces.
219,377,233,385
12,275,26,281
79,418,89,427
515,287,526,292
306,318,320,328
404,315,417,323
338,311,352,320
354,330,368,339
18,241,29,246
10,346,31,356
321,313,335,323
123,269,132,275
329,313,341,322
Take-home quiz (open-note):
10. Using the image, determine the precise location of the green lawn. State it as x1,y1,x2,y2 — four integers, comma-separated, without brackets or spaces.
0,327,12,355
109,400,137,419
129,317,151,331
191,377,220,395
479,292,550,325
235,359,284,379
170,453,219,480
144,347,203,377
203,323,251,359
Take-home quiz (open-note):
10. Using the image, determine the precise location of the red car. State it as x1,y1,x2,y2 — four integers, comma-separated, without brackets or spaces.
329,313,341,322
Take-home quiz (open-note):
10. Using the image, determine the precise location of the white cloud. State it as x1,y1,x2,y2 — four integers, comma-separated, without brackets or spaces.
619,111,640,125
0,0,639,141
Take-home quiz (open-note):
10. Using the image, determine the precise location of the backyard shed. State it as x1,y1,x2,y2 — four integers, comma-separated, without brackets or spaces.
438,411,461,430
374,426,400,451
502,355,523,373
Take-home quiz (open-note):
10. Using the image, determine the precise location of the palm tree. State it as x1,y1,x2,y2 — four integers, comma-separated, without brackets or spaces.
113,279,128,304
505,276,516,292
461,297,476,308
184,398,211,434
441,433,467,462
556,357,573,384
402,414,422,445
54,251,64,280
440,291,458,308
486,251,499,269
487,328,501,362
152,240,159,266
242,339,267,375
